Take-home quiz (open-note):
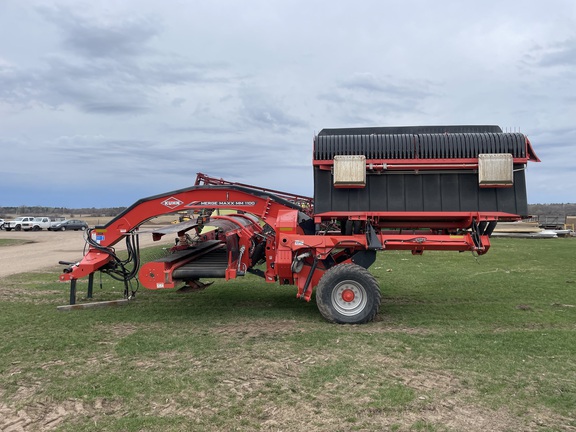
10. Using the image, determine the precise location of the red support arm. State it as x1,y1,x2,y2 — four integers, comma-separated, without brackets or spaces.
60,185,302,281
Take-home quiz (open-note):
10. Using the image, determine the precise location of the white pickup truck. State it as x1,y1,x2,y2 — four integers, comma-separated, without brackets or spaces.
28,217,54,231
4,216,54,231
4,217,36,231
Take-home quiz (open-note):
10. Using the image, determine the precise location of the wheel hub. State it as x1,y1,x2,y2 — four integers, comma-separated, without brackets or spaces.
341,289,355,302
332,280,368,317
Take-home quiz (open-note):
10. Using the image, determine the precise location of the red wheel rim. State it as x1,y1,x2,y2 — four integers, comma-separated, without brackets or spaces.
341,288,355,303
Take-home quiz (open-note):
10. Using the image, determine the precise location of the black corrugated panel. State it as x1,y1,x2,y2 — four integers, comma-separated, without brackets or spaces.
318,125,503,136
314,132,527,160
313,168,529,217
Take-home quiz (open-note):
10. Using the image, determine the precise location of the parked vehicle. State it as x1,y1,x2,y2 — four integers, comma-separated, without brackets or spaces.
49,219,89,231
24,217,54,231
0,218,4,230
4,217,35,231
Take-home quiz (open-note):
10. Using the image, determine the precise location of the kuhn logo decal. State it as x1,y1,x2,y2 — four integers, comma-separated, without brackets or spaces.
161,197,183,209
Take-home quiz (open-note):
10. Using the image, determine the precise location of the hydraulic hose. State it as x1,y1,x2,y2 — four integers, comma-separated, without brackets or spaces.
84,228,141,283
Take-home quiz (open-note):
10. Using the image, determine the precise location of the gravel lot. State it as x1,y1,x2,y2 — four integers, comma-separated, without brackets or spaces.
0,229,172,278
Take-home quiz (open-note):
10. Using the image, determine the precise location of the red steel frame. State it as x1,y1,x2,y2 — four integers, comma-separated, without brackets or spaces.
60,185,302,282
195,172,314,215
138,212,264,290
60,184,502,304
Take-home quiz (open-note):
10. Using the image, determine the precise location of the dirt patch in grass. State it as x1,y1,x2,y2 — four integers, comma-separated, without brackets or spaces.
0,395,121,431
93,322,140,339
208,318,433,339
0,287,32,302
0,355,570,432
0,286,55,302
350,323,436,336
209,319,305,339
0,286,64,304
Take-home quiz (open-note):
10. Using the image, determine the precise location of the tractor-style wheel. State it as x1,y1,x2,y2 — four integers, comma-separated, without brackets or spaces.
316,263,381,324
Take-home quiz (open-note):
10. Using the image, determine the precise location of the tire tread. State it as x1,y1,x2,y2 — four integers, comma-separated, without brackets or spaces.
316,263,381,324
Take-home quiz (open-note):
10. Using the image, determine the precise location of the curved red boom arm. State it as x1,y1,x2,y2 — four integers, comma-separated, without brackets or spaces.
60,185,303,281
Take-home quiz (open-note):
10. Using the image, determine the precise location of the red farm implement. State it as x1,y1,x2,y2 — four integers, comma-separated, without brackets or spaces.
60,125,539,324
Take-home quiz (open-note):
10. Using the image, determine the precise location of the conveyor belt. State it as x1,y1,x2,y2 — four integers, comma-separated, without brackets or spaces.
172,247,228,279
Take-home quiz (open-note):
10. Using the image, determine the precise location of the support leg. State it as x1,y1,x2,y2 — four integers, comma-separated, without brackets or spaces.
69,279,77,305
123,278,129,299
87,273,94,299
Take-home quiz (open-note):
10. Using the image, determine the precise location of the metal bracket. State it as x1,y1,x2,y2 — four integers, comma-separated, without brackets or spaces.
471,219,483,250
299,255,319,300
365,223,383,250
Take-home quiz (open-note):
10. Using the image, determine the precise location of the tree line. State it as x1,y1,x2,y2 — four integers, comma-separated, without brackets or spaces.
528,203,576,217
0,206,127,218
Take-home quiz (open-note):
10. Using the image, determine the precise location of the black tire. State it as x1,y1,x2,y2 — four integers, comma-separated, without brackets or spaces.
61,227,66,231
316,263,381,324
15,225,21,231
33,226,40,231
5,228,12,232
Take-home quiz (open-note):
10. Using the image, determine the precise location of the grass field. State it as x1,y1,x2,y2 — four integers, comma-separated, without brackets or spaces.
1,238,575,431
0,238,32,247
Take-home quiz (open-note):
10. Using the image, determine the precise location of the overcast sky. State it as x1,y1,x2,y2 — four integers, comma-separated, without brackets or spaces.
1,0,574,208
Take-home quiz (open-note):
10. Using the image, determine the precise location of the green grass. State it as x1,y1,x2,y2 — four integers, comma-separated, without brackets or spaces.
0,238,32,247
1,238,575,431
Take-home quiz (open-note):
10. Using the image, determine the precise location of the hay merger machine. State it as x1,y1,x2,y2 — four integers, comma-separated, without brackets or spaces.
60,126,539,324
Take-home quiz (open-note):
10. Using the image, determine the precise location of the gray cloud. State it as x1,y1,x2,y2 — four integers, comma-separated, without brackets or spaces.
339,73,434,100
1,1,575,206
532,38,576,68
238,87,308,132
37,5,160,59
316,73,436,125
0,6,238,115
0,51,235,115
0,65,34,106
